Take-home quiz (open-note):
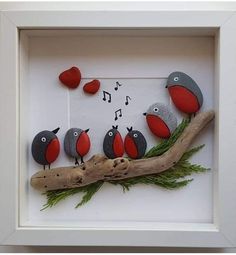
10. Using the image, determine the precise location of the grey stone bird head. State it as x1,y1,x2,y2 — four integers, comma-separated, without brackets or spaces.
144,102,177,134
166,71,203,107
64,128,83,158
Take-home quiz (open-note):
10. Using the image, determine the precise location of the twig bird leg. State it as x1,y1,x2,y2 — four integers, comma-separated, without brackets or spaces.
81,157,84,164
75,158,79,166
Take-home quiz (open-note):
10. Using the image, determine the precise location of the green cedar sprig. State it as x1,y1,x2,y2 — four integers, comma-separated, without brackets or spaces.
41,181,104,210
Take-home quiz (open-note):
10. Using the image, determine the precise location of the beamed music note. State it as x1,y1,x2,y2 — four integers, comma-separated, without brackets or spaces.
114,109,122,121
102,90,111,103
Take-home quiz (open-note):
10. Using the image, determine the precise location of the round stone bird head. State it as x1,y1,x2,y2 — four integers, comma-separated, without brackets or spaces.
144,103,177,139
64,128,90,164
103,125,124,159
31,127,60,169
166,71,203,114
124,127,147,159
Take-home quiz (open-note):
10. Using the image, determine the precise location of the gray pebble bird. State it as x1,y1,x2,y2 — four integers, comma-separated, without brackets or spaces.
31,127,60,169
124,127,147,159
103,125,124,159
64,128,90,165
144,103,177,139
166,71,203,114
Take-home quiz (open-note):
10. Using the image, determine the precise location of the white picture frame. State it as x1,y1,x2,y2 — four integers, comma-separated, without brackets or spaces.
1,2,236,247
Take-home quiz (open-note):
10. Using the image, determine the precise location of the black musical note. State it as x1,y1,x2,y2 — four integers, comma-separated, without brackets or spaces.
102,90,111,103
125,96,131,105
114,81,122,91
114,109,122,121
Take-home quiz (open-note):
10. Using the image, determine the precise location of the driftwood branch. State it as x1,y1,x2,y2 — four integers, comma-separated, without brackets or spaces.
31,110,214,191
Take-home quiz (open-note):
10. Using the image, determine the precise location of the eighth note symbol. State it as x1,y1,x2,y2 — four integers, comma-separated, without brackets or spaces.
114,109,122,121
102,90,111,103
114,81,122,91
125,96,131,105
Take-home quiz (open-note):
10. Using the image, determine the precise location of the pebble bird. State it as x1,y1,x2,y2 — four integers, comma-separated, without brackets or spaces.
166,71,203,114
64,128,90,165
124,127,147,159
103,125,124,159
144,103,177,139
31,127,60,169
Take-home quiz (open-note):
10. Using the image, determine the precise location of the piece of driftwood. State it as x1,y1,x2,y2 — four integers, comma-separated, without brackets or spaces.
31,110,214,191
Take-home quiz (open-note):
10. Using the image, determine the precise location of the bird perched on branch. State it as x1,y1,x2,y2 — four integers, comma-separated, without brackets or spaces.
124,127,147,159
166,71,203,114
144,103,177,139
103,125,124,159
31,127,60,169
64,128,90,165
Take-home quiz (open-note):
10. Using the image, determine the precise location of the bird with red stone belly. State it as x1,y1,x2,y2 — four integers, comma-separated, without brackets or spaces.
144,103,177,139
103,125,124,159
166,71,203,114
124,127,147,159
31,127,60,169
64,128,90,165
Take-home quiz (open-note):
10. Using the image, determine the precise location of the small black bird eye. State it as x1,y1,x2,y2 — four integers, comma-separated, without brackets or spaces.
108,131,113,137
74,131,78,136
153,107,159,113
174,77,179,82
41,137,46,142
133,133,138,138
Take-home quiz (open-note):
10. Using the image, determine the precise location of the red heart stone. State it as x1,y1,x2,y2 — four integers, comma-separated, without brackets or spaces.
59,67,81,89
83,79,100,94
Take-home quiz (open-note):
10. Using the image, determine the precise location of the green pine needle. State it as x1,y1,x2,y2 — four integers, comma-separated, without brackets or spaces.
109,175,193,191
180,144,205,161
41,117,210,210
75,181,104,208
41,181,104,210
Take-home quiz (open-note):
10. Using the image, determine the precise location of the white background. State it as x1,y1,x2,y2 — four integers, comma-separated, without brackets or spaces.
23,33,214,227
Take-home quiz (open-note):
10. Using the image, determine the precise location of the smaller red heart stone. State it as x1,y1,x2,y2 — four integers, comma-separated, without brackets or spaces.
59,67,81,89
83,79,100,94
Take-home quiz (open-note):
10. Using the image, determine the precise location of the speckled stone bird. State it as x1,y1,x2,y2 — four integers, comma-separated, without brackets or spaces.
144,103,177,139
124,127,147,159
166,71,203,114
64,128,90,165
31,127,60,169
